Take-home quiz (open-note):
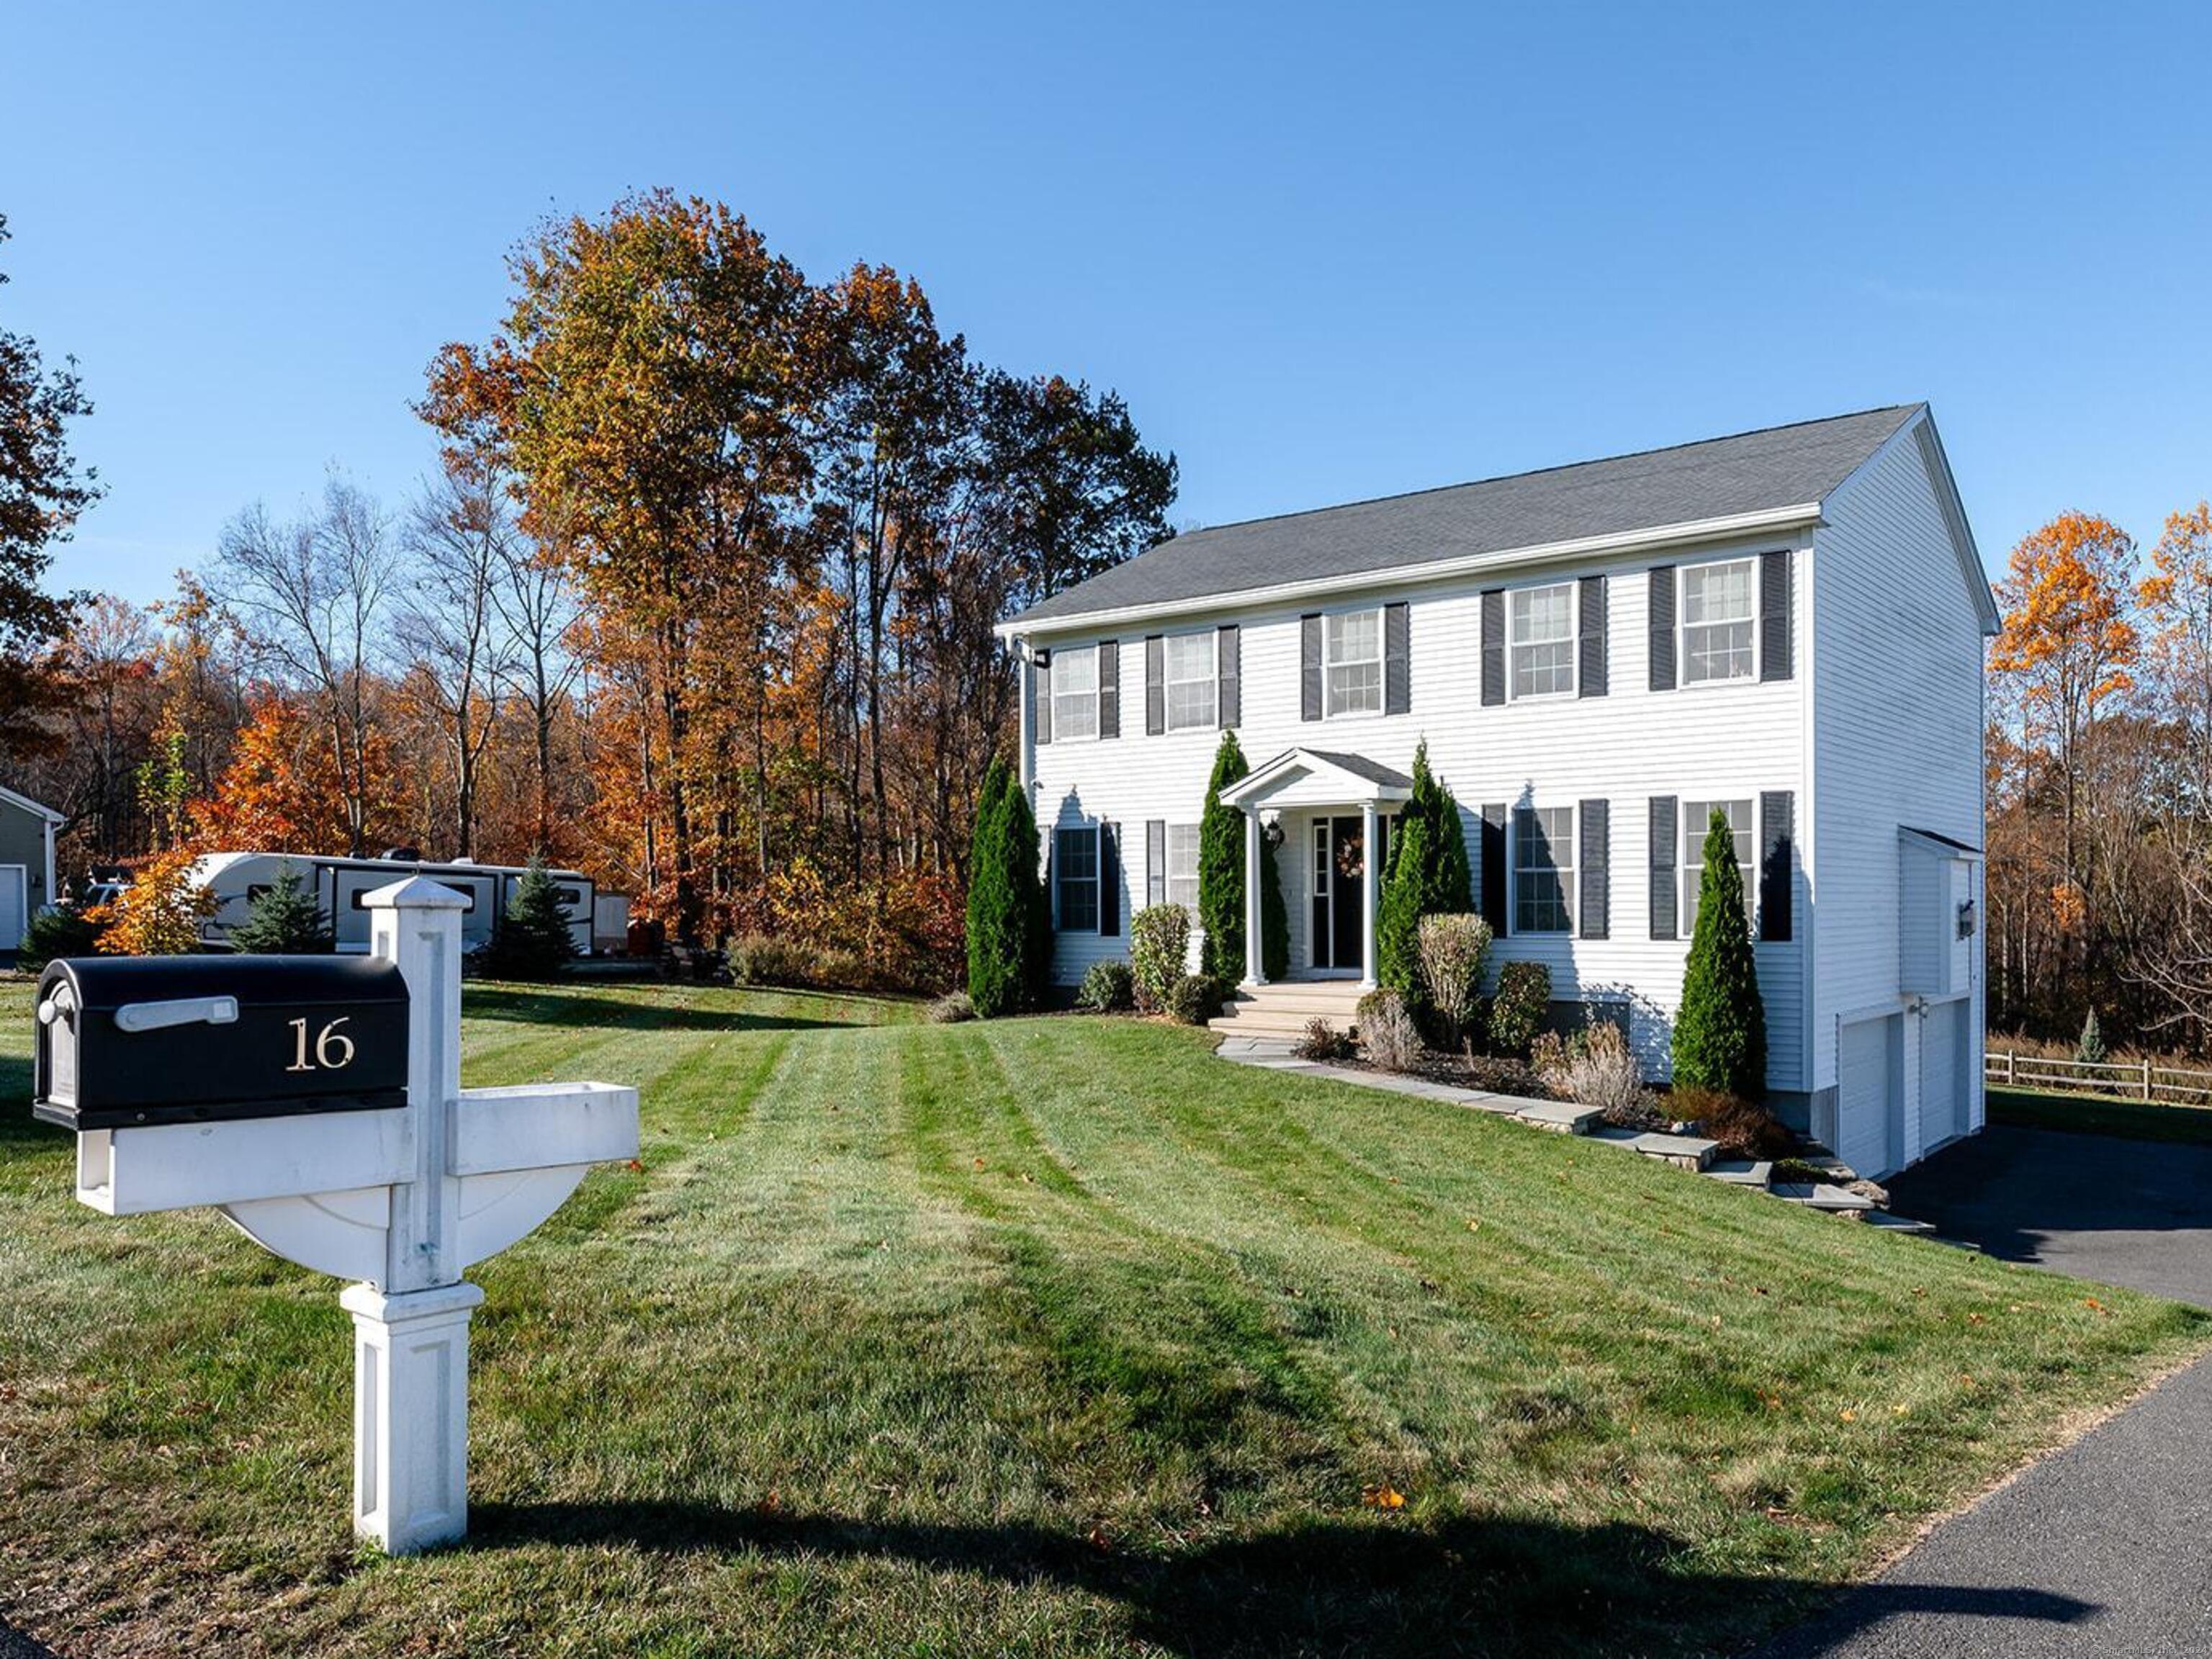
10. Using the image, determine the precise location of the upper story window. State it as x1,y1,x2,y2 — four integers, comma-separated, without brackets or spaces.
1166,823,1201,912
1325,608,1382,716
1051,646,1099,740
1681,799,1754,932
1509,582,1575,699
1164,631,1217,731
1512,805,1573,935
1681,559,1755,685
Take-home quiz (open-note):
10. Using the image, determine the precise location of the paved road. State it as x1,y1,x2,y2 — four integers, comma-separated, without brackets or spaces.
1758,1125,2212,1658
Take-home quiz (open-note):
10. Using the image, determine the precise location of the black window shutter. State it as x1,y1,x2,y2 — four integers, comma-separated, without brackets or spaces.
1144,636,1165,735
1648,795,1677,939
1034,655,1052,745
1097,640,1120,739
1648,567,1676,692
1759,791,1794,940
1099,823,1120,936
1046,827,1059,927
1578,575,1608,698
1384,601,1411,714
1218,624,1241,727
1300,614,1323,721
1579,799,1609,940
1480,802,1508,934
1760,550,1794,682
1480,589,1506,706
1146,819,1166,907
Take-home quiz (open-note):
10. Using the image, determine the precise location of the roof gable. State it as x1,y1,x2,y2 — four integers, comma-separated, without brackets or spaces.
1010,405,1923,632
0,783,63,823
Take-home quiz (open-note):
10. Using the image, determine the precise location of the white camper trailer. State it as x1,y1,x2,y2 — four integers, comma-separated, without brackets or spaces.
192,852,597,957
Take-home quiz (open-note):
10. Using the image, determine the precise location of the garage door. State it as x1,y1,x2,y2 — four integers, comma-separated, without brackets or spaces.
1838,1013,1900,1178
0,866,24,957
1919,997,1968,1152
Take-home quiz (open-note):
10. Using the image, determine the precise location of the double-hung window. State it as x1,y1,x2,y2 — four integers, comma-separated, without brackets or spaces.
1512,805,1574,934
1680,559,1755,685
1509,582,1575,699
1166,824,1202,912
1681,799,1754,931
1164,631,1217,731
1325,608,1382,716
1051,646,1099,739
1056,827,1100,931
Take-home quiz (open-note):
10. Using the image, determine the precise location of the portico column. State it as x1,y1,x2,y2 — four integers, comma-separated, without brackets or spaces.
1360,800,1379,988
1244,807,1264,986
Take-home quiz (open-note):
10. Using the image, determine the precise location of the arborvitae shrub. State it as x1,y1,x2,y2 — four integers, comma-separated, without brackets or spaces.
1197,732,1250,981
1376,740,1473,1000
1671,809,1767,1096
228,863,334,953
965,758,1047,1017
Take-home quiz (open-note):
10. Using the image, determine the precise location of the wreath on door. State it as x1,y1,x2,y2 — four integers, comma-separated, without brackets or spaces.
1336,836,1365,882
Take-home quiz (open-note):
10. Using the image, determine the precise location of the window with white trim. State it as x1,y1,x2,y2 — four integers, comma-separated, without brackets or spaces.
1166,823,1201,912
1512,805,1573,935
1164,631,1217,731
1051,646,1099,739
1325,608,1382,716
1056,826,1100,931
1680,559,1755,685
1681,799,1754,932
1509,582,1575,699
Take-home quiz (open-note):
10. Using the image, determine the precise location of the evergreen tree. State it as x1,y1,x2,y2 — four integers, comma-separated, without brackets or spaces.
2077,1008,2108,1066
228,863,335,953
1196,730,1286,981
966,758,1028,1017
1003,774,1051,1003
1375,739,1473,999
482,855,579,980
1671,809,1767,1095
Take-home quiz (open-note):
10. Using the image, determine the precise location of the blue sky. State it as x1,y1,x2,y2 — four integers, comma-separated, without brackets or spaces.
7,1,2211,606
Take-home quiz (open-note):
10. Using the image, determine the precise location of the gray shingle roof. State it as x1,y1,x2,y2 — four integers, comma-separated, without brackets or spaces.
1300,750,1413,789
1012,404,1922,629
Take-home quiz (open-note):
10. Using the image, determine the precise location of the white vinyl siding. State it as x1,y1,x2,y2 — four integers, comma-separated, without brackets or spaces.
1681,559,1756,685
1513,805,1573,935
1166,823,1201,912
1056,827,1100,931
1681,798,1753,931
1164,631,1217,731
1509,582,1575,700
1051,647,1099,740
1324,608,1382,716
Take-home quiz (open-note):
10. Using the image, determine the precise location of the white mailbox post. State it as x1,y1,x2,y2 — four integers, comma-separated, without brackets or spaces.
48,876,639,1553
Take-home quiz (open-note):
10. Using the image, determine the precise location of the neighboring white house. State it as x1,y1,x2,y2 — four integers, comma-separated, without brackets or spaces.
996,405,1997,1178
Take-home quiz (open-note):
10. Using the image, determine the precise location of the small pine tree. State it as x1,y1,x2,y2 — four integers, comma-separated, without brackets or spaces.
482,856,578,980
228,863,335,953
1671,809,1766,1096
966,759,1029,1017
1375,740,1473,1000
2077,1009,2108,1066
1002,774,1051,1004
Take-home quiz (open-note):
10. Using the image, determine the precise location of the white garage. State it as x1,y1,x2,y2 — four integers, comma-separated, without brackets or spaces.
1918,996,1970,1154
1838,1012,1902,1179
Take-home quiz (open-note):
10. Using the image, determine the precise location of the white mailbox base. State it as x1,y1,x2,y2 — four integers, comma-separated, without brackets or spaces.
341,1278,485,1554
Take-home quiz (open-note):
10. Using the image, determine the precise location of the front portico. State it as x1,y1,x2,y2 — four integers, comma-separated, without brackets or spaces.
1220,747,1413,989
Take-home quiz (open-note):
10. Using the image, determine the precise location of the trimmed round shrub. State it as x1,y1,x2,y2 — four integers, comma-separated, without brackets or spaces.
1076,959,1136,1013
926,990,977,1024
1486,961,1551,1058
1128,902,1190,1011
1166,973,1226,1026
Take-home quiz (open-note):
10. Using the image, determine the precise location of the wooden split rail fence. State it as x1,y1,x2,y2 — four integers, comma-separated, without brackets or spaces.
1985,1048,2212,1107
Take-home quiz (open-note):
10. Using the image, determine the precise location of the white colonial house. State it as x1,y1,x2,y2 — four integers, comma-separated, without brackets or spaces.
997,405,1997,1178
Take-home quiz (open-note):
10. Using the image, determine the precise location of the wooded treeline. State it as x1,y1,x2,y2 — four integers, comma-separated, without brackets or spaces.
2,193,1177,983
1988,504,2212,1051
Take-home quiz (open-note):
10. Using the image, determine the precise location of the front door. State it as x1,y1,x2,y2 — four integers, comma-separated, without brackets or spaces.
1310,816,1372,972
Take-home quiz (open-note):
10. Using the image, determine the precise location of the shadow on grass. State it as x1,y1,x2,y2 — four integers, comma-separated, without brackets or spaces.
0,1614,61,1659
463,984,870,1035
0,1053,65,1152
472,1501,2092,1658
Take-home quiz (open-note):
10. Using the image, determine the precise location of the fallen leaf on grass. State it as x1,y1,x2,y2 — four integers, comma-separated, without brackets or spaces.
626,1159,644,1173
1362,1485,1406,1511
1838,1408,1857,1423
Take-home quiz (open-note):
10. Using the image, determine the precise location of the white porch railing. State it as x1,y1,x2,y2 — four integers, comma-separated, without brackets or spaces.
1984,1048,2212,1107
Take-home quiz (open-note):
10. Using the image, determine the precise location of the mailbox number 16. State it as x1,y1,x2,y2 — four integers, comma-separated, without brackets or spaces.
287,1017,356,1074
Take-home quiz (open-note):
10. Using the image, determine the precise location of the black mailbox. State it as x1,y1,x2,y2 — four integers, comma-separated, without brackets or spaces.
33,956,410,1131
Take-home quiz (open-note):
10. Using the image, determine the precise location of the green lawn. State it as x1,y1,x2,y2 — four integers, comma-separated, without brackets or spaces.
1989,1083,2212,1146
2,979,2206,1658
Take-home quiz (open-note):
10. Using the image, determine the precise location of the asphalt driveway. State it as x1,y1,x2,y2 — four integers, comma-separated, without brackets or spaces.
1758,1125,2212,1658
